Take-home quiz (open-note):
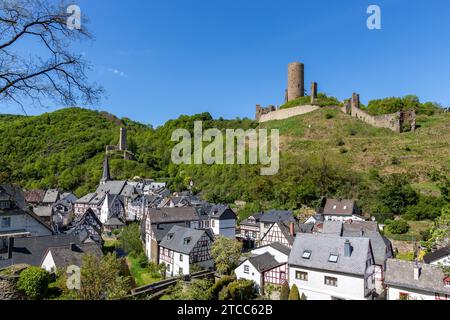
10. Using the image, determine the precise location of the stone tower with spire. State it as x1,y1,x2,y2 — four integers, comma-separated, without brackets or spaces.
100,156,111,185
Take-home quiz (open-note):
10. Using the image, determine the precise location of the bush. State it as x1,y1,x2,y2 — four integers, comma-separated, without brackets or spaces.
300,293,307,300
288,284,300,300
220,279,257,300
17,266,51,300
118,223,143,256
280,282,290,300
387,219,410,235
137,252,149,268
211,275,235,299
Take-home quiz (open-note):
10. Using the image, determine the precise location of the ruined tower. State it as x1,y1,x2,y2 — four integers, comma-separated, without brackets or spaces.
311,82,318,104
287,62,305,102
119,127,127,151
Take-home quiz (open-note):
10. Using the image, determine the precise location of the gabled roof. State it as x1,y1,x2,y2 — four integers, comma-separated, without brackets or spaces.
33,206,53,218
248,252,284,273
322,199,358,216
75,193,97,204
159,225,212,255
42,189,60,204
289,233,372,276
45,243,103,269
322,221,343,235
146,207,200,224
95,180,127,196
259,210,295,223
151,222,188,242
23,189,46,204
261,242,292,256
423,247,450,264
6,234,81,266
385,259,450,295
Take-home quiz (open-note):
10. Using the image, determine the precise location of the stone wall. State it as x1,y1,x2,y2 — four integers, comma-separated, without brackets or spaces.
341,93,416,133
257,105,320,123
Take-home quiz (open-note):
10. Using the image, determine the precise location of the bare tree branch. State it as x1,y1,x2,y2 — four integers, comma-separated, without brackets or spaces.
0,0,104,112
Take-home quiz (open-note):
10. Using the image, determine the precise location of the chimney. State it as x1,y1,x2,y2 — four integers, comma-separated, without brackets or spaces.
290,222,295,237
8,237,14,259
413,262,421,280
344,240,352,257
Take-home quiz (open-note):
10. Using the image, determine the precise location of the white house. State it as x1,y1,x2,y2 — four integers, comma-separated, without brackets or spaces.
385,259,450,300
235,242,291,293
41,242,103,273
208,205,237,238
0,185,53,238
288,233,376,300
319,198,365,222
159,225,214,277
423,246,450,267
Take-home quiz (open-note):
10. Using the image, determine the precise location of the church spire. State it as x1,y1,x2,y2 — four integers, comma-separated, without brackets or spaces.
101,155,111,184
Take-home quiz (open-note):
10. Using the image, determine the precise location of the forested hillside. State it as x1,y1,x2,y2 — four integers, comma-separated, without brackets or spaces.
0,106,448,223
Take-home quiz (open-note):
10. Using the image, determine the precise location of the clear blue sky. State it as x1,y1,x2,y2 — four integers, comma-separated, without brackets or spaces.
3,0,450,126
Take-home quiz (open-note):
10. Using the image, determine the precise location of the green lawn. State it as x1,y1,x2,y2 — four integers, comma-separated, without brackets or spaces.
126,255,161,287
385,220,433,241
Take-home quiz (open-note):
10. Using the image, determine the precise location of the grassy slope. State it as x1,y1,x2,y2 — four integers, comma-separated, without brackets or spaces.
260,107,450,190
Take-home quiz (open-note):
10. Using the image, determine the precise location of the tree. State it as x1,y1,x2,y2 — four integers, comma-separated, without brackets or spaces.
377,174,418,215
425,205,450,251
118,223,143,256
280,281,290,300
0,0,103,113
210,275,235,299
76,253,131,300
300,293,307,300
16,266,51,299
288,284,300,300
211,236,242,275
386,219,410,235
219,279,257,301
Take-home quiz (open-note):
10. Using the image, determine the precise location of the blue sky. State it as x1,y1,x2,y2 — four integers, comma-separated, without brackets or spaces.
3,0,450,126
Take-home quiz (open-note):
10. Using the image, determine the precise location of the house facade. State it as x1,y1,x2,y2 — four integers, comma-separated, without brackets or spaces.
319,198,365,222
288,233,376,300
159,226,214,277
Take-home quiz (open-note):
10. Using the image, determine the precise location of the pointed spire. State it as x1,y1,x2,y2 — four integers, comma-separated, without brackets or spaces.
101,156,111,184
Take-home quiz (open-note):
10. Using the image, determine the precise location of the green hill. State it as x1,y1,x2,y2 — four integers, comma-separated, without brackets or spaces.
0,106,448,220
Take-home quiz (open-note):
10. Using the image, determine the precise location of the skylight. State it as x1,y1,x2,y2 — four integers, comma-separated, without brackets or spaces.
328,254,339,263
302,250,311,259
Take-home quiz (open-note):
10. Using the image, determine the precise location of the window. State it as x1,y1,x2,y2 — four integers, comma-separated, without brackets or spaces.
179,267,183,274
244,265,250,274
324,276,338,287
211,220,215,228
0,201,10,209
179,254,183,262
183,237,191,245
302,251,311,259
296,271,308,281
167,233,174,240
252,231,257,238
328,254,339,263
333,205,337,210
399,292,409,300
264,223,272,229
1,217,11,228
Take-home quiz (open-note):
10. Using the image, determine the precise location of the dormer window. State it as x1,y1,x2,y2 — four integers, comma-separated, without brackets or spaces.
328,254,339,263
333,205,337,210
184,237,191,245
167,233,174,240
343,206,347,210
302,250,311,259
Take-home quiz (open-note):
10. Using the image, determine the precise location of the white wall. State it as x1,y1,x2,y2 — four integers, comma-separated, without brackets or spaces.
235,261,262,289
0,213,51,237
387,286,439,300
324,215,365,222
259,105,320,123
169,251,190,276
289,266,370,300
41,252,56,273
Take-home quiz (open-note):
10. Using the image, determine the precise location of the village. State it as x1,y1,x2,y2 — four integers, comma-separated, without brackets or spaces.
0,132,449,300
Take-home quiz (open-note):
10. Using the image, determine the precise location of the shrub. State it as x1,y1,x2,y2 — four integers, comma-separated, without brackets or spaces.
219,279,257,300
280,282,290,300
137,252,149,268
387,219,410,235
336,138,345,147
17,266,51,300
211,275,235,299
300,293,307,300
288,284,300,300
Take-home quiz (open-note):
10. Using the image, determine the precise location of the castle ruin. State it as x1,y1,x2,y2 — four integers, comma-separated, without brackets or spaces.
106,127,132,159
287,62,305,102
341,93,417,133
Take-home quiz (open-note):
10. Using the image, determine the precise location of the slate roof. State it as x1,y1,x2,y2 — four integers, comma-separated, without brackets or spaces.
248,252,284,273
267,242,291,256
75,193,96,204
95,180,127,196
5,234,81,266
385,259,450,295
0,185,27,209
33,206,53,218
146,207,200,224
322,221,343,235
42,189,60,204
289,233,371,276
259,210,295,223
151,222,188,242
45,243,103,269
159,225,212,255
104,216,125,227
423,247,450,264
322,199,358,216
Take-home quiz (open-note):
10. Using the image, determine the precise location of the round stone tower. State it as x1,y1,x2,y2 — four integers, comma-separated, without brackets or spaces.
287,62,304,102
